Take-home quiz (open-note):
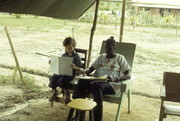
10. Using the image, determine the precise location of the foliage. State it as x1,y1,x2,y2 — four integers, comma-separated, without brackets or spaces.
125,9,179,29
0,74,41,92
16,74,41,92
77,4,179,29
161,15,176,27
0,75,12,84
77,11,94,23
99,1,120,11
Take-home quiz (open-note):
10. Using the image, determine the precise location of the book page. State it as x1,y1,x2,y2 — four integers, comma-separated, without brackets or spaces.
75,75,107,81
50,55,59,74
59,57,73,76
75,75,96,80
50,55,73,76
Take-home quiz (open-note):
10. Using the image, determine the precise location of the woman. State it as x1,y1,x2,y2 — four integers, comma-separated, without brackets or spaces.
73,36,131,121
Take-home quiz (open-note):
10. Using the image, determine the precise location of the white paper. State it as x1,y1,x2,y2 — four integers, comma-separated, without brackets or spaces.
75,75,107,80
75,75,96,80
50,55,73,76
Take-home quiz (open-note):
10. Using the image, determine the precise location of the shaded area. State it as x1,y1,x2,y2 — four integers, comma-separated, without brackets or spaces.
0,0,95,19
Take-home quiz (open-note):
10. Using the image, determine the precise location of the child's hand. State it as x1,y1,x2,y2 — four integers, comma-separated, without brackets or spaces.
77,70,85,76
71,64,77,70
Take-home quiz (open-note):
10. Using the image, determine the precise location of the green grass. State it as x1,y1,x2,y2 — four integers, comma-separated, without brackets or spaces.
16,74,41,92
137,47,179,66
0,15,69,31
0,73,41,92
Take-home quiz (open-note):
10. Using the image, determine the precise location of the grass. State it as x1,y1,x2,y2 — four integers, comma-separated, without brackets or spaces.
0,73,50,102
0,73,40,92
137,47,179,66
0,15,69,31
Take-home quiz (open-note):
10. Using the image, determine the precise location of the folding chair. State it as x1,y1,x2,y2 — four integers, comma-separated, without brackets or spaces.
100,41,136,121
159,72,180,121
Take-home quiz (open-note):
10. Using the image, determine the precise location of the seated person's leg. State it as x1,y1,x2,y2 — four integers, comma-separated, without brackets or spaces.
57,76,74,89
48,74,62,102
91,82,115,121
91,82,115,102
57,76,74,104
72,79,92,99
49,74,62,89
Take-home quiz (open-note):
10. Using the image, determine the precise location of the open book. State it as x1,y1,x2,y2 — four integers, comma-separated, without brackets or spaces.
50,55,73,76
75,75,108,81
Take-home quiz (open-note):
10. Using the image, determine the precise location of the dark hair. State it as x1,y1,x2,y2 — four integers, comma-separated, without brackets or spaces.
63,37,77,47
105,36,116,47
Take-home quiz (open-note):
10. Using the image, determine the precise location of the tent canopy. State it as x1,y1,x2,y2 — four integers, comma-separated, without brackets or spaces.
0,0,95,19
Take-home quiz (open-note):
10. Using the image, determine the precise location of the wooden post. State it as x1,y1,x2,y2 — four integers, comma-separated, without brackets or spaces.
133,0,138,29
176,16,178,36
12,66,18,83
72,28,74,38
119,0,127,43
4,26,25,84
87,0,99,67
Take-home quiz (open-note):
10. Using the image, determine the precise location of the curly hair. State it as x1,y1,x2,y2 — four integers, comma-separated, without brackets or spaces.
63,37,77,47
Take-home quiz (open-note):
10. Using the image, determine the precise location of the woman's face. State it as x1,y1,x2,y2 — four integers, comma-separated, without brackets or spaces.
65,44,75,55
105,43,115,58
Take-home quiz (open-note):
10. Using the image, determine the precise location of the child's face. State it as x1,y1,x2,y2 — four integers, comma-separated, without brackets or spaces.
65,44,75,54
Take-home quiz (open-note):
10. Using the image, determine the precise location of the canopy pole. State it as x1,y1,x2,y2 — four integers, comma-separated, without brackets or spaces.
87,0,99,67
119,0,127,42
133,0,139,29
4,26,24,84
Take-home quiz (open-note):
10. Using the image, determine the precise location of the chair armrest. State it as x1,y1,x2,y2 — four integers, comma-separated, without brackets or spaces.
160,84,166,98
121,76,135,85
120,76,135,92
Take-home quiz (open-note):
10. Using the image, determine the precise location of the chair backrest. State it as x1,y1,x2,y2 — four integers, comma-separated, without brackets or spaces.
100,41,136,70
163,72,180,102
75,48,87,69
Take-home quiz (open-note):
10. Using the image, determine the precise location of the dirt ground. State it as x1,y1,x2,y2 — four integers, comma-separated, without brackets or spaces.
0,18,180,121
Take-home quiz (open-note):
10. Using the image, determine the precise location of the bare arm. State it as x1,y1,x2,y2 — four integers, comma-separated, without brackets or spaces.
84,66,95,76
114,70,131,82
119,70,131,81
71,64,84,71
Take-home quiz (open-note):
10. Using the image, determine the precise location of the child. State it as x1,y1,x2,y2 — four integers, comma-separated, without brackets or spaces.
49,37,83,104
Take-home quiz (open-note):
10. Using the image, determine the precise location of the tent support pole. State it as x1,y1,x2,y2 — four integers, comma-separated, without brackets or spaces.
87,0,99,67
4,27,24,84
119,0,127,42
133,0,138,29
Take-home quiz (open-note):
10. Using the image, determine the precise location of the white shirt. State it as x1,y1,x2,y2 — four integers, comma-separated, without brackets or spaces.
92,53,130,93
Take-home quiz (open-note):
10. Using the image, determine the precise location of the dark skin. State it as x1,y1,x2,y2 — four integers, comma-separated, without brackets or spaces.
104,42,131,82
80,40,131,82
105,43,116,58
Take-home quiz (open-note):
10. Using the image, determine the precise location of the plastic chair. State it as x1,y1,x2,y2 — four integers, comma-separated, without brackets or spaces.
100,41,136,121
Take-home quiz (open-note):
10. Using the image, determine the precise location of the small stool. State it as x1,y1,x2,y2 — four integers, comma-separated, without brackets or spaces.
66,98,97,121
